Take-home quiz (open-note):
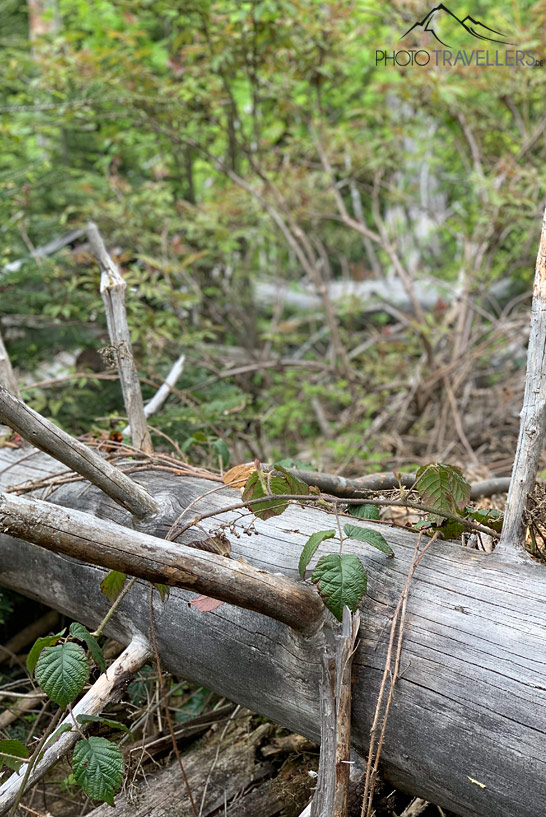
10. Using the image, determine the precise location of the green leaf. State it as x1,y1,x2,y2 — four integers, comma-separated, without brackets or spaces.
69,623,106,672
414,464,471,518
0,739,29,771
242,471,289,520
72,737,124,806
343,525,394,556
349,503,380,520
43,724,74,751
76,714,133,737
271,464,309,496
212,438,230,468
298,529,336,578
311,554,368,621
465,506,503,532
35,643,90,709
100,571,127,602
153,583,169,601
27,630,66,676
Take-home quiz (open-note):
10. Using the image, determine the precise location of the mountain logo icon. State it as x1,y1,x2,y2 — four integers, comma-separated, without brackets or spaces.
400,4,515,47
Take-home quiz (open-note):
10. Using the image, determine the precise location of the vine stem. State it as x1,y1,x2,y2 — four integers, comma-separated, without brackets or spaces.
8,707,64,817
168,492,499,541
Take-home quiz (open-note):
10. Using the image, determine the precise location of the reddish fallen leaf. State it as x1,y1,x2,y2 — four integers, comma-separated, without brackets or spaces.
189,595,225,612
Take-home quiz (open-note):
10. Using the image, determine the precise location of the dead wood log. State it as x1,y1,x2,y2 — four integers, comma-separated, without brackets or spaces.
1,447,546,817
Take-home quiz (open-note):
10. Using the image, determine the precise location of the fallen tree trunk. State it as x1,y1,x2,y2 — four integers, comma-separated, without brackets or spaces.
1,447,546,817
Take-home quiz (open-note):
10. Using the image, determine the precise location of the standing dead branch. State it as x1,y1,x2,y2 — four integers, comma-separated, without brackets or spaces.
121,353,185,437
87,221,153,454
0,331,19,399
496,205,546,560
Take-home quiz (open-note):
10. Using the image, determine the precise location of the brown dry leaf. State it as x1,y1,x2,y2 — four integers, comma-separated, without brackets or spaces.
223,462,256,488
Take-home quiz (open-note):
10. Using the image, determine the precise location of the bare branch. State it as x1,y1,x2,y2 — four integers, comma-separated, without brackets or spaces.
0,491,324,631
0,386,159,519
497,205,546,560
122,353,185,436
0,332,19,398
87,221,153,454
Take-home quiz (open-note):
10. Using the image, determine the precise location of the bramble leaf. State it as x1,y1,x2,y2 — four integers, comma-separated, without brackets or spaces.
343,525,393,556
298,529,336,578
73,737,124,805
311,554,367,621
35,643,89,708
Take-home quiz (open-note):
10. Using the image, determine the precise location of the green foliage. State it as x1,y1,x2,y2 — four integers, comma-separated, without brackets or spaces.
311,554,367,621
242,464,309,520
72,737,124,806
414,464,471,520
69,623,105,672
76,714,132,737
298,529,336,579
348,504,380,520
100,570,127,601
35,642,90,709
343,525,393,556
26,630,66,676
0,739,29,772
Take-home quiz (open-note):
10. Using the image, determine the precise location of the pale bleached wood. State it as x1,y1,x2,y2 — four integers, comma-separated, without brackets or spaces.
497,205,546,560
0,331,19,398
2,454,546,817
0,386,158,518
121,353,185,437
87,221,153,454
0,636,151,813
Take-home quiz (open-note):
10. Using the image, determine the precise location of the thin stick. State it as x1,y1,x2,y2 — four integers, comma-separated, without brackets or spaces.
0,386,159,519
88,221,153,454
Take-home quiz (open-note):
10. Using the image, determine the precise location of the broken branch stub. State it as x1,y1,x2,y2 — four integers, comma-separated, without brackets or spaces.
87,221,153,454
497,204,546,560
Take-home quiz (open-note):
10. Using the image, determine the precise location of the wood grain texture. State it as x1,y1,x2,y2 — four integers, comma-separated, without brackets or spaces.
1,448,546,817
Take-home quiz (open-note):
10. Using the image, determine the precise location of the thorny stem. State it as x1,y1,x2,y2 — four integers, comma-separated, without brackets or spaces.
168,492,499,541
92,576,137,639
8,707,64,817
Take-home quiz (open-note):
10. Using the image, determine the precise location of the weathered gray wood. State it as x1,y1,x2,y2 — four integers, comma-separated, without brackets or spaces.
1,452,546,817
497,205,546,560
0,388,158,518
88,222,153,454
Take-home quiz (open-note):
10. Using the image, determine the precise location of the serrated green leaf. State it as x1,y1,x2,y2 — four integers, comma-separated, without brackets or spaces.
35,643,90,708
343,525,393,556
349,503,380,520
27,630,66,676
311,554,367,621
73,737,124,805
100,571,127,602
76,714,132,737
0,739,29,771
298,529,336,578
242,471,289,520
414,464,470,517
69,623,106,673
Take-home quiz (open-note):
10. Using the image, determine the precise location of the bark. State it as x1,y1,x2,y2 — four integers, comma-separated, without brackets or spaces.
1,447,546,817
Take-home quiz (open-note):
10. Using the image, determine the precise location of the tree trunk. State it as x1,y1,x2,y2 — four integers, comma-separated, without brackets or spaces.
1,446,545,817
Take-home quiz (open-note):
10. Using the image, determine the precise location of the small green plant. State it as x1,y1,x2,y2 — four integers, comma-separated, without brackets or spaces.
6,623,126,808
